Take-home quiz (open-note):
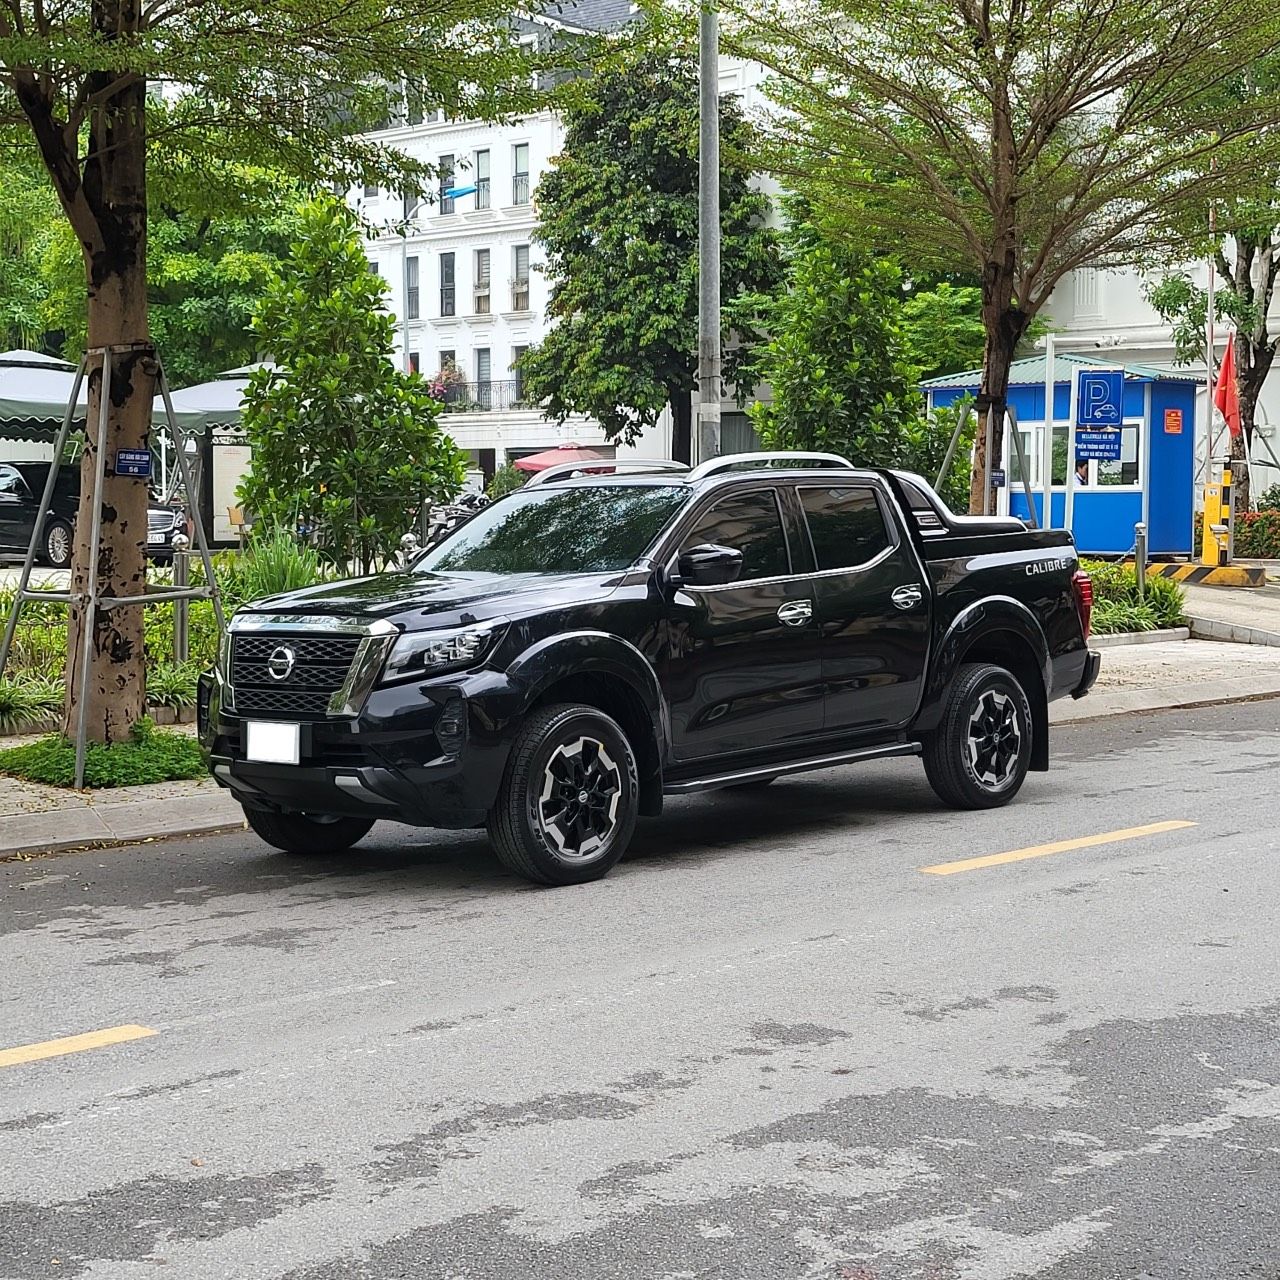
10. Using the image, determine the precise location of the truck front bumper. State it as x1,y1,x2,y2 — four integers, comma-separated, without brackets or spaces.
198,669,519,829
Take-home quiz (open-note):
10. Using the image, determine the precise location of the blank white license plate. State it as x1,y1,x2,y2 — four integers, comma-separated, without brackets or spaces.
245,721,301,765
147,532,166,545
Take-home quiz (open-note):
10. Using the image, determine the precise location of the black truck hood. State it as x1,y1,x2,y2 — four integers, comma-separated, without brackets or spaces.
235,570,629,631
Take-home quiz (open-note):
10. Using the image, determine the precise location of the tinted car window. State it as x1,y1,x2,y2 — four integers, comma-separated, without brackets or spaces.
0,467,24,495
419,484,687,574
681,489,790,580
800,486,893,570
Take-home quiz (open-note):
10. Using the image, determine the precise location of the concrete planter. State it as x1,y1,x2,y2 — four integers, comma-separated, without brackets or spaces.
1091,627,1190,649
150,705,177,725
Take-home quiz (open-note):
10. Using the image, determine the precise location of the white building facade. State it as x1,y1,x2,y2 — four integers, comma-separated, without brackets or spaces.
351,36,773,484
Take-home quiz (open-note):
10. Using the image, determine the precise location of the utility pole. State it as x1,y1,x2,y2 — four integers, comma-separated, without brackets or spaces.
695,0,721,465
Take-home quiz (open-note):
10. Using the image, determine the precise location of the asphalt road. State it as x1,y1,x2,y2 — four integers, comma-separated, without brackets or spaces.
2,701,1278,1279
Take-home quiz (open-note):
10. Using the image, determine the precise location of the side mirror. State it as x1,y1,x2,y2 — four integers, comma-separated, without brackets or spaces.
677,543,744,587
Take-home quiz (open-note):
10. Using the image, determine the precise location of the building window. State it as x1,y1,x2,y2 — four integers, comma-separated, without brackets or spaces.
512,245,530,312
363,182,379,199
409,351,420,374
474,249,491,315
439,252,456,316
406,80,424,126
405,256,420,320
367,258,380,277
439,348,456,370
512,143,529,205
439,154,455,215
476,348,492,408
475,150,491,210
512,345,529,403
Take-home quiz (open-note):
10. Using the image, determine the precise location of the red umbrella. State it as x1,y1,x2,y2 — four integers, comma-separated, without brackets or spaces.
513,444,608,473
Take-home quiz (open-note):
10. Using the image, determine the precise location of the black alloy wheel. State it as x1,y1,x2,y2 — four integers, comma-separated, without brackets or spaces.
923,662,1033,809
488,703,639,886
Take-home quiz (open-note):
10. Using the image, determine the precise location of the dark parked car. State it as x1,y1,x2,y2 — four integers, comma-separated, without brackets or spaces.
200,453,1100,886
0,461,186,568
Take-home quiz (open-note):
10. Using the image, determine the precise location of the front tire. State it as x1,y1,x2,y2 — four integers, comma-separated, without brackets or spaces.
243,807,375,855
44,519,73,569
923,663,1032,809
488,703,638,886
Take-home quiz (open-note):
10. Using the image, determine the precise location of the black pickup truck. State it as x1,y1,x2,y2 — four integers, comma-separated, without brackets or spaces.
199,453,1099,886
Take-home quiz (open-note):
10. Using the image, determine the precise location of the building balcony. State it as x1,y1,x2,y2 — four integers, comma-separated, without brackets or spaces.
437,379,531,413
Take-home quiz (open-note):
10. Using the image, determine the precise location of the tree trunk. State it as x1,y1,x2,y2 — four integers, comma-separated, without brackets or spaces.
61,67,153,743
670,389,693,464
969,297,1028,515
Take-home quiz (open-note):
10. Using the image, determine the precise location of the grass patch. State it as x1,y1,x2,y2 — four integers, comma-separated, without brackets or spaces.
0,719,205,789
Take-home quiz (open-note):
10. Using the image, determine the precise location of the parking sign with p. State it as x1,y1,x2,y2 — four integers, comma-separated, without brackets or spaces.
1077,369,1124,426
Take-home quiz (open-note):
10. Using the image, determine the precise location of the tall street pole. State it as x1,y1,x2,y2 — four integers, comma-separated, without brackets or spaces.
696,0,721,465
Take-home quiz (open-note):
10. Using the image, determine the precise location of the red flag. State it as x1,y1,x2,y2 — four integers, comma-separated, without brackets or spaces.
1215,331,1242,438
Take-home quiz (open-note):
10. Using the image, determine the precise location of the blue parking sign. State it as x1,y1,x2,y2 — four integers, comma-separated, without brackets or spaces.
1077,369,1124,427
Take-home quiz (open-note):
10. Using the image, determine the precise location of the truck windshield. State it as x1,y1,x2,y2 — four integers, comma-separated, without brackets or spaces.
417,484,688,575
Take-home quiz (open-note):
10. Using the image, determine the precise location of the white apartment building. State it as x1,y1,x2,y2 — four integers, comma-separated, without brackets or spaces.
351,17,773,483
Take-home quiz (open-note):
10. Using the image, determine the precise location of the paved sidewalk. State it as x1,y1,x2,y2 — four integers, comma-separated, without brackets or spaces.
1182,581,1280,645
0,773,243,858
1052,637,1280,722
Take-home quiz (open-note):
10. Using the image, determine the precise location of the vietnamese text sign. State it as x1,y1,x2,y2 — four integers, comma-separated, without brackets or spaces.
114,449,152,479
1075,429,1123,461
1164,408,1183,434
1077,369,1125,427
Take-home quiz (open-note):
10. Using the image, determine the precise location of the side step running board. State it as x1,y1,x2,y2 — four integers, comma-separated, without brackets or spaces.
664,741,921,795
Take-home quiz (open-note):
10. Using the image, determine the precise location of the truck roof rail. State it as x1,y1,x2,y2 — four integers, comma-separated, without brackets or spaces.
687,452,856,481
524,458,689,488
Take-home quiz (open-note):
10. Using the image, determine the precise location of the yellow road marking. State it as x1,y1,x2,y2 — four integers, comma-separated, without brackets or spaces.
0,1024,157,1069
920,820,1198,877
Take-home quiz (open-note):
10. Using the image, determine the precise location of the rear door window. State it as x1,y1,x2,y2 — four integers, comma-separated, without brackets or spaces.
799,486,894,571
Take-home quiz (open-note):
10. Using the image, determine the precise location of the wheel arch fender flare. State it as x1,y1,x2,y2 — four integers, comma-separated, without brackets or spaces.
915,596,1051,769
506,630,670,763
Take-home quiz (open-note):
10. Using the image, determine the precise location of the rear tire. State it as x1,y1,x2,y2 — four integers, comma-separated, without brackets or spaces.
488,703,638,886
44,519,72,569
923,663,1032,810
243,807,374,855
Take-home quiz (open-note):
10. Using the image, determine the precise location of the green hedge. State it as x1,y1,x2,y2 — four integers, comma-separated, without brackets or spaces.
1080,558,1185,634
0,718,205,788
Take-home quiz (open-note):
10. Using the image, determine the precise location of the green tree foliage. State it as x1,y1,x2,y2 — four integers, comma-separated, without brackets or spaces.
725,0,1280,512
238,197,465,573
0,158,57,349
519,27,781,462
744,220,978,510
900,284,988,385
0,0,540,742
37,174,304,386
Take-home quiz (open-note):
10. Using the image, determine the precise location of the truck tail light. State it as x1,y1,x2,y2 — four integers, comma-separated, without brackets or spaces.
1072,570,1094,640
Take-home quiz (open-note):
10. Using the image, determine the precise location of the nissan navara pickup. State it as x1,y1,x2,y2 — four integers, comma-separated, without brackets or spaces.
199,453,1100,886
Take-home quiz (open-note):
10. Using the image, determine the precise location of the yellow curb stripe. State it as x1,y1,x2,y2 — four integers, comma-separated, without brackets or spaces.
920,820,1197,877
0,1024,158,1069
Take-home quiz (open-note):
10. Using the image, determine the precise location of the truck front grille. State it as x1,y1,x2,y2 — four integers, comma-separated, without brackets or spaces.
230,634,364,717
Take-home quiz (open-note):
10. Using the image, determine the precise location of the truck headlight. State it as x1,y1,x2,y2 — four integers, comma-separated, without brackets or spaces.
217,627,232,682
381,623,503,684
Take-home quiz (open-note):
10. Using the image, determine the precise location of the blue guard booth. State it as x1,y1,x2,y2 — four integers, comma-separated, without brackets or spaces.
923,353,1198,556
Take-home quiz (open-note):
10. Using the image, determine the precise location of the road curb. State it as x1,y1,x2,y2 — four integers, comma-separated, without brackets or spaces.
1187,615,1280,648
1051,681,1280,725
1092,627,1189,649
1,816,246,861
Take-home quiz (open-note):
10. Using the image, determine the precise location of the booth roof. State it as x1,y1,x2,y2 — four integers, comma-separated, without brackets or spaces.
0,353,265,442
921,351,1202,391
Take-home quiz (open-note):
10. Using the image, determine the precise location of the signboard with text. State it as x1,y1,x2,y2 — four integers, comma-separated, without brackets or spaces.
1075,429,1123,461
114,449,152,479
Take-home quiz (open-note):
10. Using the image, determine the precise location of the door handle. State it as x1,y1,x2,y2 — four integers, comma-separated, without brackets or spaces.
891,584,924,610
777,600,813,627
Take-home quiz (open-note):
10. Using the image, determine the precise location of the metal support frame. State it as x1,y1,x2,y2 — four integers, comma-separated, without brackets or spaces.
1004,405,1039,529
0,346,224,789
935,401,973,495
695,0,721,466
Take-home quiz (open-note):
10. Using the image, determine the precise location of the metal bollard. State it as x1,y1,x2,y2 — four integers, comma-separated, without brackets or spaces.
1134,522,1147,604
172,531,190,663
399,531,420,570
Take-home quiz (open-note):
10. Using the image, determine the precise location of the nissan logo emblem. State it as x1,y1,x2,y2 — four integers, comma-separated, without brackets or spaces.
266,645,296,681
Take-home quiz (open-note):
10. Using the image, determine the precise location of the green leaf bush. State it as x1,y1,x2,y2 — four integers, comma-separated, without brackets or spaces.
1080,558,1186,633
0,718,206,788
